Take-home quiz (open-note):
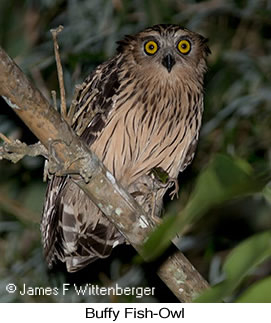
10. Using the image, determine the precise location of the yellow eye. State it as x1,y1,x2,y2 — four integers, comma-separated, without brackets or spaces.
177,39,191,54
144,40,159,55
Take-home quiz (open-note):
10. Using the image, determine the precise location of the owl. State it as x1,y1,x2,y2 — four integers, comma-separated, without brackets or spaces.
41,24,210,272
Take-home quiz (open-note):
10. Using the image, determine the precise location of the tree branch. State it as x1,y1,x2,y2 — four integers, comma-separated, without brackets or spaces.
0,46,209,302
50,25,67,120
0,136,46,163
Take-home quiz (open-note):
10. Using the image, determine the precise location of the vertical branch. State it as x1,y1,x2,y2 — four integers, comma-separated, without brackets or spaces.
50,25,67,120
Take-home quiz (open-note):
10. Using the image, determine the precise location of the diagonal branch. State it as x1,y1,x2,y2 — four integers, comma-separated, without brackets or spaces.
0,46,209,302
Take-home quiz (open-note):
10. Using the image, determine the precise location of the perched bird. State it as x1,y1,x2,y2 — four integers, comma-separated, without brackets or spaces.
41,24,210,272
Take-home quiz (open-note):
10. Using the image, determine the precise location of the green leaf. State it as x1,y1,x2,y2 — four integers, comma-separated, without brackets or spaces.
141,154,265,261
263,182,271,203
194,231,271,302
150,167,169,184
236,276,271,303
139,216,176,262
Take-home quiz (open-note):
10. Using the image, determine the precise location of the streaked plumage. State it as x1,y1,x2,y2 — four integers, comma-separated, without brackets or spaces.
41,24,210,272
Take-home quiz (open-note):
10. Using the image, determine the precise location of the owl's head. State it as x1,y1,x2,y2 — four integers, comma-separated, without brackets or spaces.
117,24,210,80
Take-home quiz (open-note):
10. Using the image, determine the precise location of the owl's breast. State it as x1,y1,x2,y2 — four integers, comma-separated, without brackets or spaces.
90,83,203,188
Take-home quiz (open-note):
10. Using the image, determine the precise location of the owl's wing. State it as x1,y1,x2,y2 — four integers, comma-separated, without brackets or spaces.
179,134,199,172
41,55,125,272
71,56,121,144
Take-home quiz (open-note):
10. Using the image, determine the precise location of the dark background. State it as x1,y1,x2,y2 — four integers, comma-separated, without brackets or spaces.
0,0,270,302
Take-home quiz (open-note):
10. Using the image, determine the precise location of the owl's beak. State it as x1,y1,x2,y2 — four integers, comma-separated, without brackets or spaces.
162,54,175,73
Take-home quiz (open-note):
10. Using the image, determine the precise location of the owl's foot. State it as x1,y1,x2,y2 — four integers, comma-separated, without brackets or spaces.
43,139,71,181
46,139,94,182
168,178,179,200
149,167,179,200
149,178,179,227
47,139,68,176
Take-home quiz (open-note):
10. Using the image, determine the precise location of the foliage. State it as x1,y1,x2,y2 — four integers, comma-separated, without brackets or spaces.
194,231,271,302
236,276,271,303
141,154,268,261
0,0,270,302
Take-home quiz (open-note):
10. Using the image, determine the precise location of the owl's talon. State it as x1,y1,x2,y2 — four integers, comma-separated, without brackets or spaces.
46,139,92,182
47,139,67,176
168,178,179,200
47,139,82,178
